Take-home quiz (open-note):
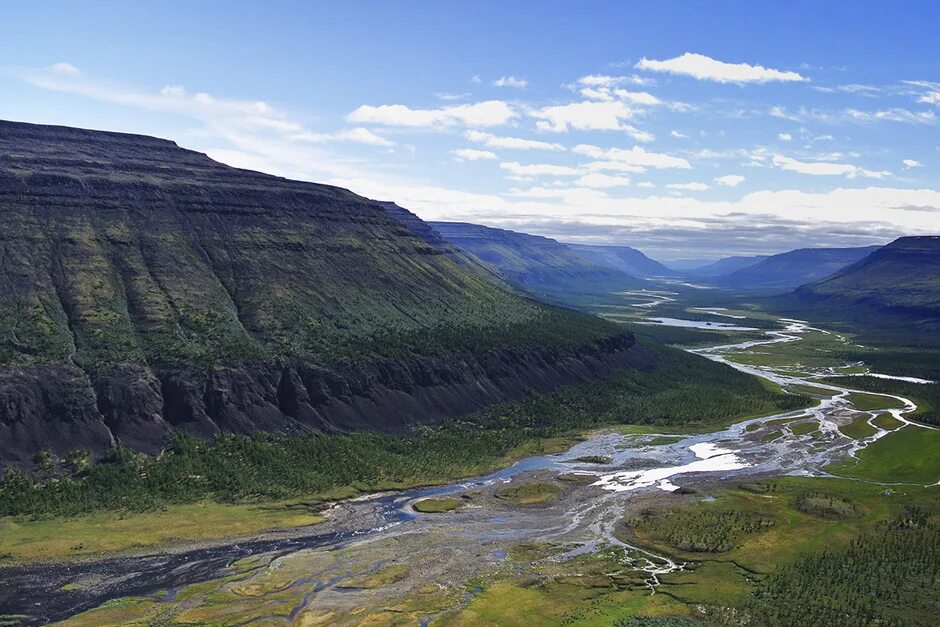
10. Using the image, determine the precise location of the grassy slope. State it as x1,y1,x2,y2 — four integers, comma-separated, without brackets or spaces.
0,121,624,374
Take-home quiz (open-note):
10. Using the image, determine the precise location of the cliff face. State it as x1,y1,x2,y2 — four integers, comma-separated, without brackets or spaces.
0,120,638,465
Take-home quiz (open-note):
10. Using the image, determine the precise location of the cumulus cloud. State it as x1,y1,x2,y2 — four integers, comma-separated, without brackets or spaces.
670,130,689,138
529,101,653,141
714,174,745,187
573,144,692,169
499,161,582,176
492,76,528,88
465,130,565,151
772,154,890,179
348,100,515,128
668,182,710,191
903,159,922,168
453,148,497,161
778,132,792,141
576,173,632,188
635,52,806,84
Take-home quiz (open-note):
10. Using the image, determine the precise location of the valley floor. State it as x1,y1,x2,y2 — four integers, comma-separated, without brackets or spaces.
1,291,938,626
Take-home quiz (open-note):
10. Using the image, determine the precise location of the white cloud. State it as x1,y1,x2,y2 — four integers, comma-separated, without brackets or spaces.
577,74,653,87
492,76,528,88
347,100,515,128
668,182,711,191
844,108,936,124
573,144,692,169
465,130,565,151
903,159,922,168
919,91,940,105
529,101,653,141
670,130,689,138
436,92,469,101
635,52,806,84
499,161,582,176
292,127,393,146
636,182,655,188
770,105,800,121
772,154,890,179
582,161,647,174
774,105,936,126
50,62,81,76
453,148,497,161
778,132,792,141
714,174,745,187
576,173,632,188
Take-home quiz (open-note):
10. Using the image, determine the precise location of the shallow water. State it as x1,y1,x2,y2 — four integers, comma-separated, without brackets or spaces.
637,317,759,331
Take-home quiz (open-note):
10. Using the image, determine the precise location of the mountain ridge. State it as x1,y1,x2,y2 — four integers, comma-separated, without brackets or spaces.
713,245,881,290
0,120,639,465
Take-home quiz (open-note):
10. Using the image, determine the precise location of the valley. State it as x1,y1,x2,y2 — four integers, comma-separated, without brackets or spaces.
3,288,936,626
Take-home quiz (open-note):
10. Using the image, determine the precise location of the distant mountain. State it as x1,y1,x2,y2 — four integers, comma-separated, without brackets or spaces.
796,236,940,315
713,246,881,290
567,244,679,278
685,255,770,278
430,222,641,297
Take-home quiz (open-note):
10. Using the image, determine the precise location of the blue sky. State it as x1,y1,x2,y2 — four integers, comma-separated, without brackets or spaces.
2,1,939,260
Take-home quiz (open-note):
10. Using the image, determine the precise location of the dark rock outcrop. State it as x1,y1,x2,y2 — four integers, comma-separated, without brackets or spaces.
0,334,641,466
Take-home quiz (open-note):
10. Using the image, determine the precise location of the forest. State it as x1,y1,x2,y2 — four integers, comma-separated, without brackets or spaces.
0,342,807,518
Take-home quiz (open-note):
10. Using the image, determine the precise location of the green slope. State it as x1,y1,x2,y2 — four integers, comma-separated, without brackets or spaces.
0,120,630,463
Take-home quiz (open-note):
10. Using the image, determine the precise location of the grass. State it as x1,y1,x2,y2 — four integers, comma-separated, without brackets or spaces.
0,500,324,563
761,430,783,442
557,473,598,484
644,436,685,446
631,476,937,575
495,481,561,505
839,415,878,439
845,392,905,411
789,383,838,396
336,563,410,589
790,420,819,436
413,497,462,513
872,413,904,430
826,425,940,484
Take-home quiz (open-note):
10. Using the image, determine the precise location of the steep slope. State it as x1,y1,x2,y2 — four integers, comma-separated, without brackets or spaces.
796,236,940,315
429,222,642,298
0,120,639,465
568,244,679,278
685,255,769,278
713,246,880,290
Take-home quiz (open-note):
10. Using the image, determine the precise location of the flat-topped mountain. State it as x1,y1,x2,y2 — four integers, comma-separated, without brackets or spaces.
684,255,769,278
0,120,638,464
796,236,940,315
713,245,881,290
568,244,679,278
429,222,642,298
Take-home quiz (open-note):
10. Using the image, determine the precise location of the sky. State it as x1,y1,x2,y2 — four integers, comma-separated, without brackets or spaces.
2,1,939,261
